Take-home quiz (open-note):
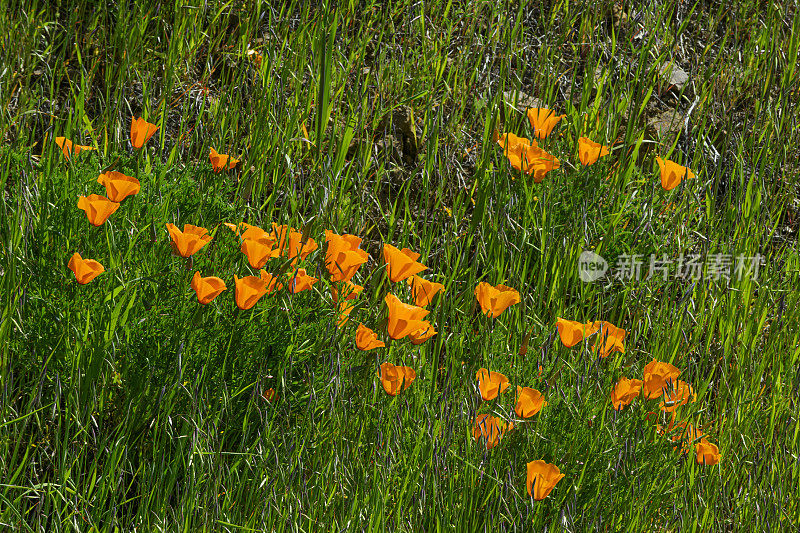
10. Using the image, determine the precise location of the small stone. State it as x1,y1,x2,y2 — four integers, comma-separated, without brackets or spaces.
647,108,685,139
659,61,689,92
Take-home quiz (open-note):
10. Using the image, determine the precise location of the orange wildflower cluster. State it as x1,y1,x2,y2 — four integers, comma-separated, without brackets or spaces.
555,318,626,357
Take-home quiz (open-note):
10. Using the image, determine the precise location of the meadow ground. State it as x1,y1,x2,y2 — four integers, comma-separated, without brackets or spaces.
1,0,800,530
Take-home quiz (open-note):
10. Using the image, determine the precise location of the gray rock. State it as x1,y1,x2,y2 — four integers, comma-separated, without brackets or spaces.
647,108,685,139
659,61,689,92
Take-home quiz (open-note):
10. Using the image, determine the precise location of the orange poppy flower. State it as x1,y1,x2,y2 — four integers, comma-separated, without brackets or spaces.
407,275,444,307
356,323,385,350
325,230,369,282
695,439,721,465
67,252,104,284
659,380,695,412
526,460,565,500
130,117,158,149
55,137,93,160
528,155,561,184
475,282,520,318
288,268,317,294
515,386,547,418
225,222,271,241
664,421,705,455
77,194,120,226
286,231,318,264
233,274,268,310
209,147,240,172
166,224,212,258
497,132,559,178
97,171,141,202
260,270,283,294
642,360,681,399
589,321,626,357
472,414,514,450
383,244,428,282
384,293,430,340
409,322,437,345
476,368,511,401
240,237,276,269
656,157,695,190
337,301,356,328
331,280,363,304
577,137,610,166
379,362,416,396
190,271,227,304
555,318,595,348
526,108,566,139
610,377,643,410
261,388,277,403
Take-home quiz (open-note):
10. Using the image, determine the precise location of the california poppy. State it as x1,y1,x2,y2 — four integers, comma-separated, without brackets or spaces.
191,271,227,304
527,108,566,139
407,275,444,307
497,132,560,178
515,386,547,418
656,157,695,191
528,155,561,184
384,293,430,340
331,280,363,304
288,268,317,294
356,323,385,350
286,231,318,264
610,377,643,410
383,243,427,282
379,362,416,396
166,224,212,258
476,368,511,401
240,237,276,269
577,137,610,166
67,252,104,284
77,194,120,226
472,414,514,450
665,421,705,455
97,171,141,202
589,321,626,357
526,460,565,500
695,439,721,465
659,380,695,412
226,222,271,241
475,282,520,319
337,301,356,328
233,274,268,310
325,230,369,282
55,137,93,160
260,270,283,294
642,360,681,399
209,147,240,172
409,322,437,345
130,117,158,149
555,318,595,348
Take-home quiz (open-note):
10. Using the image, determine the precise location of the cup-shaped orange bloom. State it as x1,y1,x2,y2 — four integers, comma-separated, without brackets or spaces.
610,377,643,410
384,293,430,340
240,237,276,269
67,252,104,284
286,231,318,264
665,421,705,455
555,318,594,348
356,323,385,351
337,301,356,328
130,117,158,149
166,224,212,258
260,270,283,294
527,108,566,139
476,368,511,401
379,362,416,396
97,171,141,202
472,414,514,450
659,380,695,412
332,280,363,304
191,271,227,304
515,386,547,418
233,274,268,310
497,132,559,177
578,137,610,166
209,147,240,172
383,244,427,282
475,282,520,319
409,322,437,345
526,461,565,500
695,439,721,465
589,321,626,357
56,137,94,160
528,154,561,184
656,157,695,191
325,230,369,282
643,360,681,399
77,194,120,226
288,268,318,294
407,275,444,307
225,222,271,241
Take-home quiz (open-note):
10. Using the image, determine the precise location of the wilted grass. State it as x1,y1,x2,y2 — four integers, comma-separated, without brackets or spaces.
2,0,800,530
